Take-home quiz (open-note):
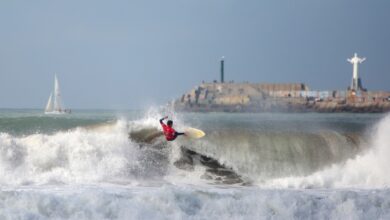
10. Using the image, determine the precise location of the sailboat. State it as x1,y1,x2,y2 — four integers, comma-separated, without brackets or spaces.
45,75,71,114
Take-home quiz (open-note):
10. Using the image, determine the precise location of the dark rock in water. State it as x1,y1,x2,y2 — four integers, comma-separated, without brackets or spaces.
206,168,237,176
178,146,246,185
198,154,224,169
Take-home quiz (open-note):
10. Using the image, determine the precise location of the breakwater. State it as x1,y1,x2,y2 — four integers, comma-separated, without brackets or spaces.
173,83,390,113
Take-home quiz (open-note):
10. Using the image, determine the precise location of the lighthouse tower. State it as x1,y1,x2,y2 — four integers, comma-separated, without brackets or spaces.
220,56,225,83
347,53,366,91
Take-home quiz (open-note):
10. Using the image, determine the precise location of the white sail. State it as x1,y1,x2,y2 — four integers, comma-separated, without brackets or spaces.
53,75,63,111
45,74,70,114
45,93,53,112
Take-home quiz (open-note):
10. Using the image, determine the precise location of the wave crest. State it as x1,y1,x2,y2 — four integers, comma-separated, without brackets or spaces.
263,114,390,188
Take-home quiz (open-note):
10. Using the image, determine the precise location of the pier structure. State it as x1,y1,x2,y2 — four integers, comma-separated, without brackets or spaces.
173,55,390,113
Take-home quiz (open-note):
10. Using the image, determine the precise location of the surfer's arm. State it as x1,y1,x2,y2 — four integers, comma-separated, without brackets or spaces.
159,116,168,124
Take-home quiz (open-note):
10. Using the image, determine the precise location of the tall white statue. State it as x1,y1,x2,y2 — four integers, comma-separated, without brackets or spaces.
347,53,366,91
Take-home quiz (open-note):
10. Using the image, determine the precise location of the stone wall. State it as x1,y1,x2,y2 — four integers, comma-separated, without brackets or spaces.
173,82,390,113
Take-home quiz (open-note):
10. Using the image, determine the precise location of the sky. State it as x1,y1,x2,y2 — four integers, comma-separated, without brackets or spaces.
0,0,389,109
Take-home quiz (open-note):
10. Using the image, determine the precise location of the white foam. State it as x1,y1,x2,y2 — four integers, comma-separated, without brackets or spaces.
0,120,140,186
263,114,390,188
0,113,209,187
1,185,390,219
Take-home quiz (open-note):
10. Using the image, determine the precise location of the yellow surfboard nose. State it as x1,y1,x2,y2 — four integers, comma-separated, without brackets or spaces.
184,127,206,139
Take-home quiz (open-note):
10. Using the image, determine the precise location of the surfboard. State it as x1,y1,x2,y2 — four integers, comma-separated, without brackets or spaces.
185,127,206,139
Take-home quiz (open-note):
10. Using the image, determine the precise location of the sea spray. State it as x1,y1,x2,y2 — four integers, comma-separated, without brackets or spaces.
0,120,139,186
264,113,390,188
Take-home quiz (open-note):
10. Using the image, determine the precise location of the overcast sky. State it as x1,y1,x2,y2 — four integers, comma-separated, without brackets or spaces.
0,0,389,109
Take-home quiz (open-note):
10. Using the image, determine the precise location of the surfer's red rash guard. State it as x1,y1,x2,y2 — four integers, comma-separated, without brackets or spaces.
160,118,185,141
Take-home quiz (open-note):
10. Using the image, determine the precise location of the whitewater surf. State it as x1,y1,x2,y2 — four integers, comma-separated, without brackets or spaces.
1,109,390,219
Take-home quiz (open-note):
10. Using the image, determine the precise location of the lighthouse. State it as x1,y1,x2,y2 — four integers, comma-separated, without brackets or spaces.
348,53,366,91
220,56,224,83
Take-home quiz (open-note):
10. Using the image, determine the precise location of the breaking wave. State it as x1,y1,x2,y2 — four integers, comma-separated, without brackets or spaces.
264,113,390,188
0,111,389,188
1,111,390,219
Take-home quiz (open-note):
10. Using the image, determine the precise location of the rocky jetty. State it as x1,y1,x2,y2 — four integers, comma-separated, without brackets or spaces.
173,82,390,113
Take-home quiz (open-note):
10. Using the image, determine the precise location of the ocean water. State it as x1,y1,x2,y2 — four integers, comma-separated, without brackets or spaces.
1,108,390,219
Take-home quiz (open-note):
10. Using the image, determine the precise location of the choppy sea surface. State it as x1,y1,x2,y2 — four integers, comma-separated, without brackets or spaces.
1,108,390,219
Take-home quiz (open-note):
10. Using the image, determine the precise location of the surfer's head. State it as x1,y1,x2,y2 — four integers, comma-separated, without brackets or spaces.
167,120,173,127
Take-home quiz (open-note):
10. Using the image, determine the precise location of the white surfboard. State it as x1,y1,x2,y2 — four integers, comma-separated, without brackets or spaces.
185,127,205,139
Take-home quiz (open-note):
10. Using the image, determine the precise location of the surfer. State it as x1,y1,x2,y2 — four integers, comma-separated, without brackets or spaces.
159,116,185,141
